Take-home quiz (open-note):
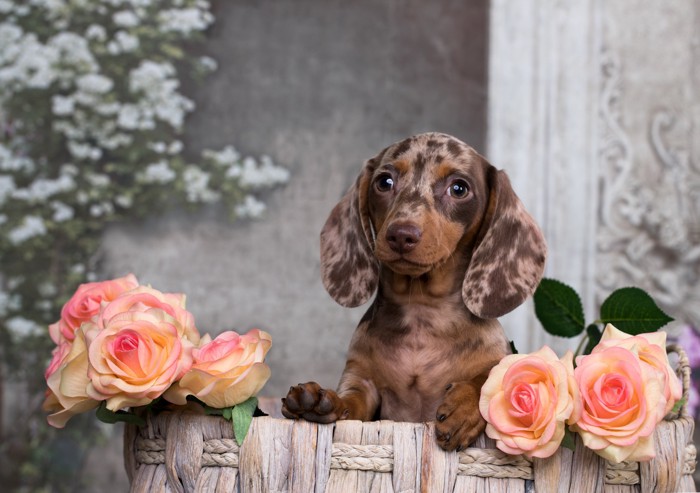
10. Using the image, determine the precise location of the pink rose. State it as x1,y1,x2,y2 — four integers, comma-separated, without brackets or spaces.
42,330,99,428
49,274,139,343
96,285,200,345
84,306,194,411
595,324,682,415
165,329,272,408
479,346,580,458
45,340,72,381
570,345,666,463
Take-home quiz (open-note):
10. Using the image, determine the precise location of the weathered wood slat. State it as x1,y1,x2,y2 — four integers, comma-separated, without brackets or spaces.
420,422,458,493
485,434,526,493
289,419,318,493
640,418,688,493
391,421,423,493
194,467,219,493
172,414,205,493
604,484,638,493
313,422,334,493
152,465,169,492
454,433,487,493
569,434,606,493
131,465,157,493
533,446,573,493
216,417,239,491
326,420,363,492
239,416,293,493
214,467,239,493
358,421,393,492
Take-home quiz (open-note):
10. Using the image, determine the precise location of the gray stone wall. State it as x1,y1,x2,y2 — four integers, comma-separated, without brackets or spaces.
102,0,489,398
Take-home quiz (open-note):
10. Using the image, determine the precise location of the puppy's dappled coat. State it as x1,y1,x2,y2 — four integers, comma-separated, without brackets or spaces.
282,133,547,451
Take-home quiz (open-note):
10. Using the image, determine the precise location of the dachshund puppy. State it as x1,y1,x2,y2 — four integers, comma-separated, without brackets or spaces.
282,132,547,451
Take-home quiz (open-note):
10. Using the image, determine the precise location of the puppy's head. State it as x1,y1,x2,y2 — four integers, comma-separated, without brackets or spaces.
320,133,547,319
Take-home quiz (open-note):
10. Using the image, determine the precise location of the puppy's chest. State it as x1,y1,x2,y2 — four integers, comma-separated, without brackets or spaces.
370,304,474,380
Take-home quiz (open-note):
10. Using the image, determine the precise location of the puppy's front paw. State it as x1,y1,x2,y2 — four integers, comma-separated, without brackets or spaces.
435,382,486,452
281,382,348,424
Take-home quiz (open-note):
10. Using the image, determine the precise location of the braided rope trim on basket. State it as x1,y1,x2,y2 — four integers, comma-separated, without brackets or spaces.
134,437,240,467
457,448,533,479
134,437,533,478
605,444,697,485
133,437,696,483
330,444,394,472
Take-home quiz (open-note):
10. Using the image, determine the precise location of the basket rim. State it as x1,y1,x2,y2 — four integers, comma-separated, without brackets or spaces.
123,344,697,491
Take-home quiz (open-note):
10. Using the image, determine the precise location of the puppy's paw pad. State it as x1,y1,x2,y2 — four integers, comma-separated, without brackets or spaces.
281,382,346,424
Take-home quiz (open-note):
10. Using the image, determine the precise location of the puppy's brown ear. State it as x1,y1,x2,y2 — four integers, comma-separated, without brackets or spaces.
463,166,547,319
320,156,381,307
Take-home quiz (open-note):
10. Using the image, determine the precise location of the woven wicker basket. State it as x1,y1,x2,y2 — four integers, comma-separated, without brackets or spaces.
124,345,697,492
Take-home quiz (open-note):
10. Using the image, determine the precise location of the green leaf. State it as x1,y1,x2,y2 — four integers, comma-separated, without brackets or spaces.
533,279,586,338
582,324,602,355
204,406,224,417
599,287,674,333
561,429,576,452
671,398,686,415
95,401,145,426
509,340,519,355
231,397,258,446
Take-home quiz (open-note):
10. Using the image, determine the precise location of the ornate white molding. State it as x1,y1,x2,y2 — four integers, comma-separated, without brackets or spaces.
490,0,700,347
596,50,700,326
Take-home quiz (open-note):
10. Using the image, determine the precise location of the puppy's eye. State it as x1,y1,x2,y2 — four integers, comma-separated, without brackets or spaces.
447,179,469,198
375,174,395,192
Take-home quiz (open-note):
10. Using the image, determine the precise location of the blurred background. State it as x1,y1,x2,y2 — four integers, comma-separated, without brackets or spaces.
1,0,698,491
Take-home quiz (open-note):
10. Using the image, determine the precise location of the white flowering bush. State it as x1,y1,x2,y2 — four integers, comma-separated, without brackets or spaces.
0,0,289,489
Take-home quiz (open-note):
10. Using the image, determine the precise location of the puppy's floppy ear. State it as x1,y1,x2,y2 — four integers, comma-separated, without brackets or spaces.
463,164,547,319
320,154,382,307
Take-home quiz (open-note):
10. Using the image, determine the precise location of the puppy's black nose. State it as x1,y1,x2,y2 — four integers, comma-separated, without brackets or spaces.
386,223,422,253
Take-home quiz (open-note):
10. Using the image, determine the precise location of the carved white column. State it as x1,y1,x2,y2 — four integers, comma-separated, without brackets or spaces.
488,0,603,353
488,0,700,353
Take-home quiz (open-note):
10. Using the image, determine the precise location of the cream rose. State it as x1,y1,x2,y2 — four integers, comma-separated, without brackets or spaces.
96,285,200,345
84,307,194,411
479,346,580,458
165,329,271,408
570,345,666,463
595,324,682,415
48,274,139,343
42,329,99,428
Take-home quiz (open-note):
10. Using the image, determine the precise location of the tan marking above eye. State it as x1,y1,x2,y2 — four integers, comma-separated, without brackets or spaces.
391,160,410,174
436,162,459,180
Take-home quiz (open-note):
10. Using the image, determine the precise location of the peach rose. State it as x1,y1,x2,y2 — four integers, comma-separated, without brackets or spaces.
49,274,139,343
165,329,271,408
595,324,682,415
479,346,580,458
570,345,666,463
42,329,99,428
96,285,200,345
84,307,194,411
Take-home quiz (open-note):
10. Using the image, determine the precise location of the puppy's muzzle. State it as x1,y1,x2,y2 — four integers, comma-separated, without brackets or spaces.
386,222,422,254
